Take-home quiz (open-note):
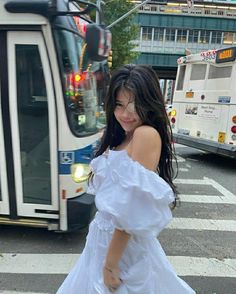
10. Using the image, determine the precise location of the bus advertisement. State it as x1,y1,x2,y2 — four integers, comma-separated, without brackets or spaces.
170,47,236,158
0,0,111,231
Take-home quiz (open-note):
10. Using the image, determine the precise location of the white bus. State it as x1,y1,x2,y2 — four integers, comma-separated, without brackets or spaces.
0,0,111,231
171,47,236,158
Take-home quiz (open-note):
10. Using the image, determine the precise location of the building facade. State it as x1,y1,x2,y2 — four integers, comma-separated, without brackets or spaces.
133,0,236,99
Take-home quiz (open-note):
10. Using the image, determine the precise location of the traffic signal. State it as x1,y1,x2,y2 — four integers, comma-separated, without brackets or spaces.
108,50,112,68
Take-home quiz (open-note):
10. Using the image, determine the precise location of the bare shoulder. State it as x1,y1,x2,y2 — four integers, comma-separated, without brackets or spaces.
133,125,161,145
129,126,161,171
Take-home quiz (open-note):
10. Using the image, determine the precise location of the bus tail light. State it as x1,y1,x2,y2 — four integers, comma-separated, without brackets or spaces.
171,117,176,123
231,126,236,134
232,116,236,124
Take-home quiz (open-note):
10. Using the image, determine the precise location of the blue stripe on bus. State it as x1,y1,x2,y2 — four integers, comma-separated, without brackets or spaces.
58,144,98,175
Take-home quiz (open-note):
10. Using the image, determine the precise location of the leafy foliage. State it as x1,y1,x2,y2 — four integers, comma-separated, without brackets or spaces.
92,0,140,69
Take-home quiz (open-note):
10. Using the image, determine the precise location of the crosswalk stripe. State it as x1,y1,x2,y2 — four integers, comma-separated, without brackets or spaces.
168,256,236,277
178,167,189,172
175,177,235,198
174,178,213,185
0,292,49,294
206,177,235,198
179,194,236,204
0,253,77,274
175,177,236,205
0,254,236,277
175,155,186,162
168,218,236,231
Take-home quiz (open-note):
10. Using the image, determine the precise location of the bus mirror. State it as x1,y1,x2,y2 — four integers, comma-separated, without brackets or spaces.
4,0,57,16
86,24,112,62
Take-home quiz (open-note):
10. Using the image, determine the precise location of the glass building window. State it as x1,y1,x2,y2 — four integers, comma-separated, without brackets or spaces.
177,29,187,43
153,28,164,41
142,27,152,41
165,28,175,42
223,32,233,45
199,30,210,43
188,30,199,43
211,31,222,44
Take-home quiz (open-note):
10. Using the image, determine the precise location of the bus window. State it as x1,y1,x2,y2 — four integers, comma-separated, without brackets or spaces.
190,64,207,80
16,45,47,113
176,65,186,90
16,44,51,205
208,65,232,79
55,29,106,137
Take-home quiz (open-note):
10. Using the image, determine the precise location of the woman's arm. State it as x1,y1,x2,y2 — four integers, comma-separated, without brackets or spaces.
105,228,130,268
103,229,130,291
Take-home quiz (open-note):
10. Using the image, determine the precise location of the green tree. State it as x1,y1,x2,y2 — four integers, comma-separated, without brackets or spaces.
95,0,140,69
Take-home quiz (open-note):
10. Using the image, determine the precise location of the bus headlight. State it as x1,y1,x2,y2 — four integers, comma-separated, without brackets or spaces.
71,163,91,183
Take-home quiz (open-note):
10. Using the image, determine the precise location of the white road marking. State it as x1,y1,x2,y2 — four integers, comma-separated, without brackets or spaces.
175,178,236,204
1,254,236,278
179,168,189,172
175,178,235,197
174,178,211,185
173,144,189,148
0,292,49,294
0,253,76,274
175,155,186,162
204,177,235,198
168,218,236,231
168,256,236,277
179,194,236,204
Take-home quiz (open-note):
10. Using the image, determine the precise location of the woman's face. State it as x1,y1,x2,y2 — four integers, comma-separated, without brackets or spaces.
114,89,142,134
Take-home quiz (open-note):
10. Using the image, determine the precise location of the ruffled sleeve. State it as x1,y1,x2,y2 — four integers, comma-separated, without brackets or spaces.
95,151,175,238
87,153,108,195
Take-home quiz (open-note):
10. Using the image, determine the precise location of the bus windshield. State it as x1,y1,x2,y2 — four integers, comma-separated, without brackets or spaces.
54,28,106,137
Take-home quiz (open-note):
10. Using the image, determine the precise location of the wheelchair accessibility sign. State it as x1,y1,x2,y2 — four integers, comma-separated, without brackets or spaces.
60,152,75,165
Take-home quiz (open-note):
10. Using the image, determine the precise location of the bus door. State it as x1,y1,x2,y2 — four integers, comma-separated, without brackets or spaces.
0,80,10,215
0,30,59,221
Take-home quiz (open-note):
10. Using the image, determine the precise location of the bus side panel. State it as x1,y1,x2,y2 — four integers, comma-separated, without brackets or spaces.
174,103,230,143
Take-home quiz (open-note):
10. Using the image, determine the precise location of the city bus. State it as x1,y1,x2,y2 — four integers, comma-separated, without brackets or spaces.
171,47,236,158
0,0,111,231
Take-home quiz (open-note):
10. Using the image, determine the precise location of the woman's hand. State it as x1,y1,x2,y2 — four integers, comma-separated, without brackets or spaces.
103,264,122,292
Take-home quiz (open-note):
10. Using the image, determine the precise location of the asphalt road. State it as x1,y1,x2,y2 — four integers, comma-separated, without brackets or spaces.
0,144,236,294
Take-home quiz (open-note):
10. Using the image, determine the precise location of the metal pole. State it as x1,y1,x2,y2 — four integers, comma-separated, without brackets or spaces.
96,0,101,23
107,0,150,29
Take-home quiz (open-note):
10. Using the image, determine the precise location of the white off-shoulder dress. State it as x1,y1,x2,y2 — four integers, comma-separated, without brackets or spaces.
57,150,196,294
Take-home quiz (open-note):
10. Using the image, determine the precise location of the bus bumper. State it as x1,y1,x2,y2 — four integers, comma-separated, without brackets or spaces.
67,193,96,231
173,133,236,159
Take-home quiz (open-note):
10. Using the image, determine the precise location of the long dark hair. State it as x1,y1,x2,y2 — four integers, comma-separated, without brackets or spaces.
94,64,178,202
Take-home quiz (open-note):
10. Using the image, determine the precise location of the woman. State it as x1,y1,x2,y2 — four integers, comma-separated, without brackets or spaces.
57,65,195,293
